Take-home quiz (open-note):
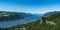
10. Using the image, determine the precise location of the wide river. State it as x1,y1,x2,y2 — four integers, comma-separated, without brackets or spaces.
0,16,40,28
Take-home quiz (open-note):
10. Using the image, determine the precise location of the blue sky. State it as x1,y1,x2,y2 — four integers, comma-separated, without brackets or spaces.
0,0,60,14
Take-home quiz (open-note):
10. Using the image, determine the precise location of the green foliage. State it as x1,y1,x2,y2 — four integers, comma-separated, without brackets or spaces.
1,13,60,30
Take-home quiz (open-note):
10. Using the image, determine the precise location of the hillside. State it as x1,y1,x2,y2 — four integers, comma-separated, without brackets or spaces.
0,11,25,21
1,11,60,30
43,11,60,17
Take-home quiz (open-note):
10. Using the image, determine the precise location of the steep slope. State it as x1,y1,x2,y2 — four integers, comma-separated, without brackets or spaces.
41,11,60,30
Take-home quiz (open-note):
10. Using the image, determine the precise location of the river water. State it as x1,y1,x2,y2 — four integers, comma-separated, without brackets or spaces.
0,16,40,28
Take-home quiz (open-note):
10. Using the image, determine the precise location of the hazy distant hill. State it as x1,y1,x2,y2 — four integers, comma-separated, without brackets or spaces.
43,11,60,17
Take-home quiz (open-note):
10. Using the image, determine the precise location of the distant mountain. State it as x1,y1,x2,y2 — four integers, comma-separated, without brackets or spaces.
32,14,44,17
43,11,60,17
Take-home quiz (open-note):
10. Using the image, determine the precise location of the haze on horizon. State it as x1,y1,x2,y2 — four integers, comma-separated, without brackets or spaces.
0,0,60,14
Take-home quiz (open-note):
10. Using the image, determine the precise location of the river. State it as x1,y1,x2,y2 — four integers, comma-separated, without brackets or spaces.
0,15,40,28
